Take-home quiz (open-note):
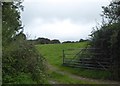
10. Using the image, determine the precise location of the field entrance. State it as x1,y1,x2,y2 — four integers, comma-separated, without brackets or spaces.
36,42,119,84
62,48,111,71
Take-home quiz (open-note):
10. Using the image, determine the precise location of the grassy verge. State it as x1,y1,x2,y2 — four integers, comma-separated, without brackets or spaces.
58,66,111,79
3,73,37,84
48,71,97,84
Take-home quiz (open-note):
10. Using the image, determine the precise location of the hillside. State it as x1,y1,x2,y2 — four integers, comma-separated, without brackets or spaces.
36,42,88,66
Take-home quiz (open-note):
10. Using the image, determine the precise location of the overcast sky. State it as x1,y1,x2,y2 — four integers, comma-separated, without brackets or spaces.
21,0,111,42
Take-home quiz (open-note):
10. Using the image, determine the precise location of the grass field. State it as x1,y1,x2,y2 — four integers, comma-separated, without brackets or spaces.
36,42,112,84
36,42,88,66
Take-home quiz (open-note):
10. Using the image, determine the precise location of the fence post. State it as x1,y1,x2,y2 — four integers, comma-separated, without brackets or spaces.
63,49,65,64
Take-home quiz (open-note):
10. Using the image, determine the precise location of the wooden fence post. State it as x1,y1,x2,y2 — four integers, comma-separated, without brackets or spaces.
63,49,65,64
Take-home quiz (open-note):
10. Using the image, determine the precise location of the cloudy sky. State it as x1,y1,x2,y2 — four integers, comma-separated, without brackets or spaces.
21,0,111,42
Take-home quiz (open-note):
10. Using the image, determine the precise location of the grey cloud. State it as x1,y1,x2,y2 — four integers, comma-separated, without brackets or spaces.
21,0,110,25
21,0,110,41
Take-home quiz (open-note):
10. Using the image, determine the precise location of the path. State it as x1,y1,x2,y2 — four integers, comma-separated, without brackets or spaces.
47,63,120,84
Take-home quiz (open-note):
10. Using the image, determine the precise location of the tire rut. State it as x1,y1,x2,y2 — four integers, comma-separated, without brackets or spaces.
47,63,120,84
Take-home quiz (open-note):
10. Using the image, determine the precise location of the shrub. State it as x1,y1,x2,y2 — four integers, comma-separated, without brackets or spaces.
2,38,47,83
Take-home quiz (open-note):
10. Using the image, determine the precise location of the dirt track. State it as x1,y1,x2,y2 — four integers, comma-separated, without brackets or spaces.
47,64,120,84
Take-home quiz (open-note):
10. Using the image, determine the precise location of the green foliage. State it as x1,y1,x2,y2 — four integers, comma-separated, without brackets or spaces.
3,73,36,84
3,36,47,84
29,37,60,45
90,1,120,80
13,73,36,84
91,24,114,56
2,1,23,46
102,1,120,23
3,36,47,83
2,1,46,84
110,23,120,80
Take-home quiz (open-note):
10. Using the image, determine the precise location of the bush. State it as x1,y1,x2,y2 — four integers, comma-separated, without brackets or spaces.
2,1,47,83
90,1,120,80
2,38,47,83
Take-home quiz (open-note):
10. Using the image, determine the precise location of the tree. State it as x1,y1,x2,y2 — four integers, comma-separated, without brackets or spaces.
102,1,120,80
51,39,60,44
36,37,51,44
102,1,120,23
90,1,120,80
62,41,72,43
2,1,23,46
2,1,46,83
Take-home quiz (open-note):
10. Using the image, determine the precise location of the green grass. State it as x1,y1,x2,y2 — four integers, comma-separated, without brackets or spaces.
36,42,88,66
36,42,111,82
58,66,111,79
49,71,97,84
4,73,37,84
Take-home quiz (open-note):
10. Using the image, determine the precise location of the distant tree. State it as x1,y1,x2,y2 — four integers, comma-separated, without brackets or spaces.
51,39,60,44
36,37,51,44
79,39,89,42
79,39,84,42
71,41,75,43
62,41,72,43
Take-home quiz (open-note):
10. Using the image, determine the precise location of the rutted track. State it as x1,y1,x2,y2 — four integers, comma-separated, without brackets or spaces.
47,63,120,84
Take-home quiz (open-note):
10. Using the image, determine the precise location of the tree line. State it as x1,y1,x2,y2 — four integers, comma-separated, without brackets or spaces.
29,38,88,44
29,37,60,44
